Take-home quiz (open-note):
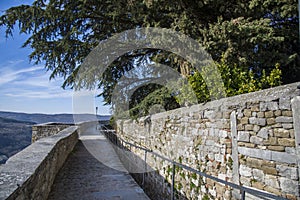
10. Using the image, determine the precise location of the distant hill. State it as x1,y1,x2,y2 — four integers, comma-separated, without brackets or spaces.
0,117,35,164
0,111,111,164
0,111,111,124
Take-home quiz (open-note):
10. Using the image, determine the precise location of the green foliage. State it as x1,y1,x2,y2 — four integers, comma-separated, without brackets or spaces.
109,116,116,129
227,156,234,170
188,58,282,102
203,194,210,200
191,172,197,180
0,0,297,118
190,181,196,189
127,86,180,118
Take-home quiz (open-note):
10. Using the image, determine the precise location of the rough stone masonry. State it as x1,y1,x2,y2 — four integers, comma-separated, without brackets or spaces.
116,82,300,200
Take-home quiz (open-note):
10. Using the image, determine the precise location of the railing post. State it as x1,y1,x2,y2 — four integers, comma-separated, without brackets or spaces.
171,162,175,200
241,190,245,200
142,150,147,189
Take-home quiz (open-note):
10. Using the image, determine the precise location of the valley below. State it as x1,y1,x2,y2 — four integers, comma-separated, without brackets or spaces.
0,111,110,164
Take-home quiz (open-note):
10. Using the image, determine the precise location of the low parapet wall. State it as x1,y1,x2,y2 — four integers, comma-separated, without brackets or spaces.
0,126,78,200
116,82,300,200
32,122,74,143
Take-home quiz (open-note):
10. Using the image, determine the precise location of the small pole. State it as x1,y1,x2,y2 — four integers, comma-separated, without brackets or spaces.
95,107,98,130
142,150,147,188
171,163,175,200
241,190,246,200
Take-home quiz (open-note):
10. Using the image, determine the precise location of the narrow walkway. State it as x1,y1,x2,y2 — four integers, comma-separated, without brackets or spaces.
47,125,150,200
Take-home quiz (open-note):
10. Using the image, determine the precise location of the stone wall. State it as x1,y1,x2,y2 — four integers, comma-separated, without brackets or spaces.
32,123,74,143
116,82,300,200
0,126,78,200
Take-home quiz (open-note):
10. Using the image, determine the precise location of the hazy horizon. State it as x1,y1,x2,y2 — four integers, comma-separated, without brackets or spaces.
0,110,111,116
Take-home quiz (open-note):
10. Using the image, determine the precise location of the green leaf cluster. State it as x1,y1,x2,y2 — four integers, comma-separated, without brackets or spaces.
0,0,297,117
189,58,282,103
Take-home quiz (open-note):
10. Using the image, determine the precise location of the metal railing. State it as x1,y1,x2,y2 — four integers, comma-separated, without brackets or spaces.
100,127,288,200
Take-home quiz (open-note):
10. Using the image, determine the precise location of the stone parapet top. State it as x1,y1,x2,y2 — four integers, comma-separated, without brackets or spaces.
0,126,78,200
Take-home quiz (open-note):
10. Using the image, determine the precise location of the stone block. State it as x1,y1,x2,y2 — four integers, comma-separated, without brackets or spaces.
261,165,277,175
222,111,231,119
271,151,297,164
279,177,299,195
282,110,292,117
240,117,248,125
286,194,297,200
245,124,254,131
252,181,265,190
264,186,281,196
239,165,252,177
276,116,293,123
285,147,296,154
279,97,291,110
277,138,295,147
274,128,290,138
257,127,269,139
250,136,263,145
204,110,216,120
260,102,267,111
282,123,293,129
208,188,217,197
243,109,252,117
276,165,298,180
268,137,277,145
266,118,276,125
260,102,278,111
257,112,265,118
238,147,271,160
267,145,285,152
261,159,275,167
249,117,266,126
240,176,251,186
264,111,274,118
269,102,279,110
274,110,282,117
237,131,250,142
251,105,260,112
253,169,264,182
215,183,226,195
271,123,282,128
215,154,225,163
218,130,228,138
265,174,279,189
247,157,262,168
224,190,231,200
252,112,257,117
237,124,244,131
253,125,260,133
238,142,255,148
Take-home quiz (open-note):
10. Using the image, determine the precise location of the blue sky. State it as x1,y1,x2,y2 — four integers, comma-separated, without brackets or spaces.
0,0,111,115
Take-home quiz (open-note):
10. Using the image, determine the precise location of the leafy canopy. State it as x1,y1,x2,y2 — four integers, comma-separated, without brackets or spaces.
0,0,298,117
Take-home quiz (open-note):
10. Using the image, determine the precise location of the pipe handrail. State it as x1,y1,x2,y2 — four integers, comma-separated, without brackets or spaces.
100,128,288,200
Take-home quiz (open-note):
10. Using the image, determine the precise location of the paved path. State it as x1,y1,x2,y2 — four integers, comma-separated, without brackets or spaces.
47,125,150,200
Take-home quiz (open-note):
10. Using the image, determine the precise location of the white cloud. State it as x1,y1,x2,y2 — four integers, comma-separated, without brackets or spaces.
0,62,44,85
0,59,101,101
0,59,73,99
5,89,73,99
